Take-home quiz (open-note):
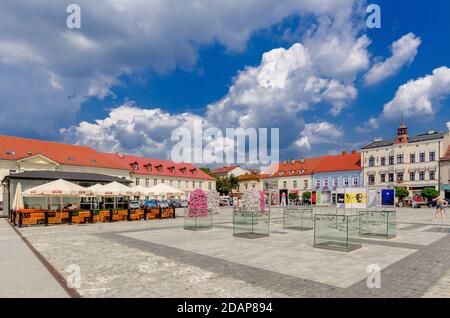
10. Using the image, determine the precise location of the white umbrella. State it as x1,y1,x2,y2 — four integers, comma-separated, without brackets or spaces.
98,181,134,196
146,183,184,197
22,179,91,196
86,183,106,196
12,182,24,210
132,185,153,197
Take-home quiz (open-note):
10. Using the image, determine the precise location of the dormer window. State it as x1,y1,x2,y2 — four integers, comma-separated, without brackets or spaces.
180,167,187,174
156,165,163,172
131,162,139,170
90,159,97,163
146,164,152,172
169,166,175,173
4,150,15,155
190,168,197,175
67,156,76,161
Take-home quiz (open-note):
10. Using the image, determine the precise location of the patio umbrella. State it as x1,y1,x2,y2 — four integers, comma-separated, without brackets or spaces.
99,181,134,196
12,182,24,210
146,183,184,198
86,183,106,196
132,185,153,197
22,179,91,196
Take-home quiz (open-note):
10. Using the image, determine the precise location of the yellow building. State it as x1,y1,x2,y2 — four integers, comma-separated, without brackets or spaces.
361,122,450,196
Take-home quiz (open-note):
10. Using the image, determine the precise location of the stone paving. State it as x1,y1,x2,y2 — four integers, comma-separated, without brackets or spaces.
14,207,450,298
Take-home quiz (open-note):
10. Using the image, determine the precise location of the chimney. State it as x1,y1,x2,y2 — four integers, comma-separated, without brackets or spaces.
300,157,305,163
351,150,357,154
342,151,347,155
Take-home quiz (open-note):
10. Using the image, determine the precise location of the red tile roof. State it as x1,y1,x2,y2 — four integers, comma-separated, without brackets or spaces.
260,151,361,178
102,153,214,180
0,135,120,169
314,151,361,173
0,135,214,180
211,165,239,174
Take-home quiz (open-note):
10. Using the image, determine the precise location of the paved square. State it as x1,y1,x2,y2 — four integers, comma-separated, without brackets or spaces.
10,207,450,298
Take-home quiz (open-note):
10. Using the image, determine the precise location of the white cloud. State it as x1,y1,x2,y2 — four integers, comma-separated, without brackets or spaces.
61,103,203,158
355,117,379,133
447,121,450,131
364,33,421,85
295,122,344,150
382,66,450,119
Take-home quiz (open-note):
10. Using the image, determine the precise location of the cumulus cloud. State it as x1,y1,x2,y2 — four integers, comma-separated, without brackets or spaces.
447,121,450,131
355,117,380,133
364,33,421,85
61,103,203,158
0,0,356,138
382,66,450,119
295,122,344,150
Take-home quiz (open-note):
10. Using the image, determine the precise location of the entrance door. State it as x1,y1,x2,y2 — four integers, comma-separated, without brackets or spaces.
445,190,450,201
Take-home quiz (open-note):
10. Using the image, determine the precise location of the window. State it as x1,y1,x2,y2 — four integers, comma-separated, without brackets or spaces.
344,178,349,187
9,169,17,175
208,182,212,190
429,171,436,180
397,154,404,164
132,163,139,170
199,182,203,189
323,179,329,188
245,184,248,189
429,151,436,162
303,180,308,189
381,174,386,183
352,178,358,187
419,152,425,162
368,156,375,167
293,180,297,189
178,180,182,189
170,180,173,186
283,181,287,189
161,179,165,184
146,164,152,172
316,179,321,188
380,157,386,166
185,181,189,189
192,181,196,189
251,183,256,189
410,153,415,163
154,179,158,186
388,173,394,182
397,172,403,183
333,178,338,187
368,174,375,185
135,178,140,186
409,172,415,181
419,171,425,181
389,156,394,165
145,179,149,187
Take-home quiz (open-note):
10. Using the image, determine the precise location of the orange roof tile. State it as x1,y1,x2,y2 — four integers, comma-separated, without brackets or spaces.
211,165,239,174
314,151,361,173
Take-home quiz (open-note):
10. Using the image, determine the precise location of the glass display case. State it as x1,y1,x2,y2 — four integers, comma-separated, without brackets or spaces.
314,214,361,251
359,210,396,238
184,208,213,231
283,208,313,231
233,210,270,239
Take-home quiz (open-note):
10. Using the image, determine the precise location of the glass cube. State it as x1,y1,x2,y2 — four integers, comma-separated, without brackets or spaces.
359,210,396,238
233,210,270,239
184,208,213,231
283,208,313,231
314,214,361,252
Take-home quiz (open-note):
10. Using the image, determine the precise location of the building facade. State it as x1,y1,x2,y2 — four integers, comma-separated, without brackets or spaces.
0,135,215,215
211,166,250,178
237,173,262,193
312,151,362,204
361,123,450,197
440,146,450,200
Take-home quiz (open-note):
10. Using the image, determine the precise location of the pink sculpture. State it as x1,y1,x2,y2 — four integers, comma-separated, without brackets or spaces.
188,189,208,217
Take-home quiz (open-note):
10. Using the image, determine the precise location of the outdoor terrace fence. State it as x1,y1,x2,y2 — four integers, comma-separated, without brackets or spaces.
283,207,313,231
359,210,396,238
233,210,270,239
184,208,213,231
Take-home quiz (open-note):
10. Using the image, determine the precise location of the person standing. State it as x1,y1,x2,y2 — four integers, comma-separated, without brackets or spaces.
434,196,447,223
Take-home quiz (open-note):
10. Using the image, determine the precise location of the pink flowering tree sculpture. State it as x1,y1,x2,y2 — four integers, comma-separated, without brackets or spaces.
188,189,208,217
207,190,220,214
259,191,267,213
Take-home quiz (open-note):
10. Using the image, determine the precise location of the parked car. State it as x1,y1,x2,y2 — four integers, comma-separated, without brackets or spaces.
143,199,159,208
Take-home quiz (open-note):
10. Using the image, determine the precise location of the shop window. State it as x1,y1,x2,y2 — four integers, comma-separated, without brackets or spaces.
410,153,415,163
429,171,436,180
429,151,436,162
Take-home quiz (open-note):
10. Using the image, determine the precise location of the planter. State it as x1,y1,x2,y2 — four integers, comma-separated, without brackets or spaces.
314,214,361,252
233,210,270,239
283,208,313,231
184,208,213,231
359,210,396,238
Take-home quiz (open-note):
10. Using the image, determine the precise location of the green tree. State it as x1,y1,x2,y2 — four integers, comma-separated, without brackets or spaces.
395,187,409,201
229,175,239,191
199,167,212,176
421,188,439,199
302,192,312,200
215,175,239,196
289,193,299,201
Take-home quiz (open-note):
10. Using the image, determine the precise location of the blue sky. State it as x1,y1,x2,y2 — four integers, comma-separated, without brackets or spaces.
1,0,449,164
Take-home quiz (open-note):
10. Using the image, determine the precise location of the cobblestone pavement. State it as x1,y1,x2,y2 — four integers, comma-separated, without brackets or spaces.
16,207,450,298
